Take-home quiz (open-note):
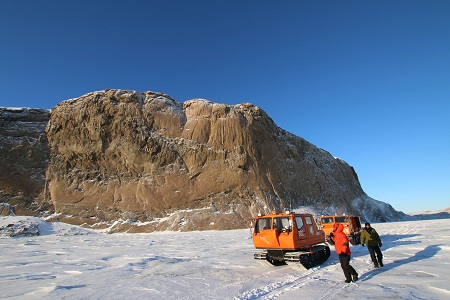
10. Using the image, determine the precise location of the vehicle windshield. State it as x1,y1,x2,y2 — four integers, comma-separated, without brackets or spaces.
335,216,347,223
255,218,272,232
273,217,291,231
321,217,334,224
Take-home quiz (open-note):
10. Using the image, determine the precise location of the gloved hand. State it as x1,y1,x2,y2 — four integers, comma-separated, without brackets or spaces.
329,232,334,237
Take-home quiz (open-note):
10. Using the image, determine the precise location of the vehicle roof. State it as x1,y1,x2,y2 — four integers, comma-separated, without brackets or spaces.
255,212,313,218
321,215,360,218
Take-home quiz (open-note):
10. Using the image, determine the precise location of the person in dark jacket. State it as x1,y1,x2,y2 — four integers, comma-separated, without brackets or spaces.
360,222,384,268
331,223,358,283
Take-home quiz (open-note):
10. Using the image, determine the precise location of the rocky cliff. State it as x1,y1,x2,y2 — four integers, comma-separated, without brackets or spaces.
1,90,403,231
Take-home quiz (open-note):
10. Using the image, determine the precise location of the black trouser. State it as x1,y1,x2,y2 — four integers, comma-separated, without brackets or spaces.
339,253,358,281
368,245,383,266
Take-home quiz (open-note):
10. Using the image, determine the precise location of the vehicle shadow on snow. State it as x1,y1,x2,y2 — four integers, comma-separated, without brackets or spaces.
359,244,442,281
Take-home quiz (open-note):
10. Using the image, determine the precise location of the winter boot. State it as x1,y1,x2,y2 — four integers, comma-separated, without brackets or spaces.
352,274,358,282
374,263,379,268
379,260,384,267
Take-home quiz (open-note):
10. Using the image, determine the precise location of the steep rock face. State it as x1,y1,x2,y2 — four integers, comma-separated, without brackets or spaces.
0,108,51,215
44,90,402,231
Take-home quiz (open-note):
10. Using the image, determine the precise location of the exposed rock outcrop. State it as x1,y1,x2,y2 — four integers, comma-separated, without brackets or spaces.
1,91,403,232
43,90,402,231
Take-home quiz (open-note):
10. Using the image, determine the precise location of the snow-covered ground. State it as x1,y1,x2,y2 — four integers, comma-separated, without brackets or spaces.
1,217,449,300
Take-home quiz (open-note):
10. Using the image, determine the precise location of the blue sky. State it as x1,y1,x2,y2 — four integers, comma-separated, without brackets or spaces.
1,0,449,213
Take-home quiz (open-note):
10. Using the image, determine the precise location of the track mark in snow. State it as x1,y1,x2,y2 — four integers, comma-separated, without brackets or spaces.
24,286,56,297
316,280,349,300
411,271,436,277
430,284,450,295
55,284,86,290
234,269,315,299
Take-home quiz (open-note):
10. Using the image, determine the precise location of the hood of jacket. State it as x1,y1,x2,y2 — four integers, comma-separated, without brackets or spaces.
333,223,344,233
363,227,373,234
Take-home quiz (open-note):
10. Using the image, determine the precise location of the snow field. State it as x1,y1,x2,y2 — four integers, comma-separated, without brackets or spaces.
0,217,449,299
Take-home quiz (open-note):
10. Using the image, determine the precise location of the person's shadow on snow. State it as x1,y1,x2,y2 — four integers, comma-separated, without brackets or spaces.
350,233,421,260
360,244,442,281
323,234,422,268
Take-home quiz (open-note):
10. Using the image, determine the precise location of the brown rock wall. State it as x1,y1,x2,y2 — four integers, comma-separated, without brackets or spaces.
43,89,373,230
1,90,402,231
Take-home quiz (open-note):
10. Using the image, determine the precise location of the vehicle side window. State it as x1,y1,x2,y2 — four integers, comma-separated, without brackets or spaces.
295,216,304,230
335,216,347,223
305,216,314,234
255,218,272,233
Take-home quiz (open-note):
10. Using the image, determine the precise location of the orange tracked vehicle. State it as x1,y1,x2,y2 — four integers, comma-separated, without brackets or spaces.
320,214,362,246
252,211,330,270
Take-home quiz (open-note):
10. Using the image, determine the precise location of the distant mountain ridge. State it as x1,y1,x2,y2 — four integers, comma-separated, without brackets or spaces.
0,90,404,231
406,207,450,220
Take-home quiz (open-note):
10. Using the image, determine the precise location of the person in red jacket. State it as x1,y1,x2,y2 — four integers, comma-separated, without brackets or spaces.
330,223,358,283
